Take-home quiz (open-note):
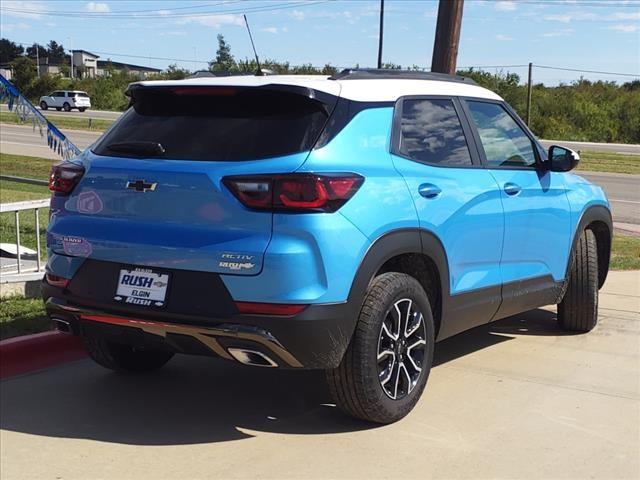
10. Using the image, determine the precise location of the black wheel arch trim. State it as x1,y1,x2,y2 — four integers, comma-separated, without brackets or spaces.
568,204,612,288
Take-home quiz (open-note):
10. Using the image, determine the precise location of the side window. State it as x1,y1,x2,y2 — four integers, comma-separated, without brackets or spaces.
466,101,536,168
398,98,473,167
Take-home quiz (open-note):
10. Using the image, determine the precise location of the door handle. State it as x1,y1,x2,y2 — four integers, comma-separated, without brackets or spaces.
503,182,522,196
418,183,442,199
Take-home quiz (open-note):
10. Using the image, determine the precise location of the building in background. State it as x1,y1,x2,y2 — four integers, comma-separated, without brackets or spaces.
97,59,161,78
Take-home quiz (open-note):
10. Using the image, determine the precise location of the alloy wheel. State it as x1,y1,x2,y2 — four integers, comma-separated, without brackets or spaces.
377,298,427,400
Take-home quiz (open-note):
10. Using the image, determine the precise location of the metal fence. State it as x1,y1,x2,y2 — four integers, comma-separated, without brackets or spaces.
0,198,49,283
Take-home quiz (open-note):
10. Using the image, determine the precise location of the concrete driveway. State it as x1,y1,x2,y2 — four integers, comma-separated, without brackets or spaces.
1,271,638,479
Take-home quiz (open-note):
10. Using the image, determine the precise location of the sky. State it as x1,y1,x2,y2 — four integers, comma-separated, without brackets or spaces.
1,0,639,85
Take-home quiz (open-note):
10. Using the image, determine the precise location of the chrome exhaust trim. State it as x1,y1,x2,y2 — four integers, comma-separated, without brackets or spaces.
227,348,278,368
52,318,71,333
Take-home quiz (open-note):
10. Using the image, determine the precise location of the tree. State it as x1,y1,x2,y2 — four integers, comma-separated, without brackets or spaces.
26,43,47,60
162,63,190,80
47,40,66,62
209,34,235,72
10,56,36,91
0,38,24,64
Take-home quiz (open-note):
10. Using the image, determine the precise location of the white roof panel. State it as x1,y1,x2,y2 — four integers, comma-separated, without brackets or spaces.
132,74,502,102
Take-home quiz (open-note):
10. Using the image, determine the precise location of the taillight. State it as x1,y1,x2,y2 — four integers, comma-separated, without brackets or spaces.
223,174,363,213
235,302,308,316
49,162,85,195
45,273,70,288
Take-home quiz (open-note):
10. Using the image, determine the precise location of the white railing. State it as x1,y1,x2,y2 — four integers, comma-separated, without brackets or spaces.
0,198,50,283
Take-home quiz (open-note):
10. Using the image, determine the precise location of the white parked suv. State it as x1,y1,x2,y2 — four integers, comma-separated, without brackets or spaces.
39,90,91,112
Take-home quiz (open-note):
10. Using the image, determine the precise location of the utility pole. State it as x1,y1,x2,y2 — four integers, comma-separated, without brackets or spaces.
69,37,74,79
35,43,40,78
431,0,464,75
377,0,385,69
526,62,533,126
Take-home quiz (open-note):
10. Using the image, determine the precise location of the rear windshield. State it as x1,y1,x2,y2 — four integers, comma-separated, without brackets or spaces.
92,87,330,161
74,92,89,98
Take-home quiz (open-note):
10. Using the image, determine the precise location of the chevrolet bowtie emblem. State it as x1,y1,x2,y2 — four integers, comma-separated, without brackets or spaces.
126,180,157,192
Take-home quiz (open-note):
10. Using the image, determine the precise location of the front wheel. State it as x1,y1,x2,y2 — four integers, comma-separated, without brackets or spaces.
558,229,599,332
326,272,435,424
63,102,71,112
83,334,174,373
40,101,48,110
78,108,86,112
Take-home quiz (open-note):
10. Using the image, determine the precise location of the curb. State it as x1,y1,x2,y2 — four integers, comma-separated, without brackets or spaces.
0,331,86,380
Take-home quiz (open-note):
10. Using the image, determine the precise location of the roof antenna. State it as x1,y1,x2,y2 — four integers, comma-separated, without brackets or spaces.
243,14,263,76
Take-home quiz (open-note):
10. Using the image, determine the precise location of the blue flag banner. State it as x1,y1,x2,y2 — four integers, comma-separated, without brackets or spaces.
0,73,82,160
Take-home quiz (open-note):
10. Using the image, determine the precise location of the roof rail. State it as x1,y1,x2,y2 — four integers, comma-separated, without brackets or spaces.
329,68,477,85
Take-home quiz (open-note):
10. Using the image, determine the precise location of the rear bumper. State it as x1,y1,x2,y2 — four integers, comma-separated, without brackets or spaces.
43,285,358,370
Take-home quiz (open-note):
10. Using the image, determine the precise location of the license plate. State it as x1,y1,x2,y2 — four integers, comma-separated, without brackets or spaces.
115,268,169,307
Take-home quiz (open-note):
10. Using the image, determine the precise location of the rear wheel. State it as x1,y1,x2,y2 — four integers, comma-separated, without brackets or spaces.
78,108,86,112
63,102,71,112
55,107,62,111
326,272,435,424
40,101,48,110
558,229,599,332
83,334,174,373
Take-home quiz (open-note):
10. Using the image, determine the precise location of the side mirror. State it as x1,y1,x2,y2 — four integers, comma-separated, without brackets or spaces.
548,145,580,172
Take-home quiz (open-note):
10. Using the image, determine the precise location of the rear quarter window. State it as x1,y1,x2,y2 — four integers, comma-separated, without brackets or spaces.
92,87,330,161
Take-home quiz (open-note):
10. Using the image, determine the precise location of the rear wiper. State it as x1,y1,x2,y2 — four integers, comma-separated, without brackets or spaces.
105,141,166,156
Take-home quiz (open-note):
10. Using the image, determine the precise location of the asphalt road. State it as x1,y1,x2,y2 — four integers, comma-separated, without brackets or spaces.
1,123,638,224
1,271,638,479
0,104,120,121
579,171,640,225
539,139,640,155
0,123,100,159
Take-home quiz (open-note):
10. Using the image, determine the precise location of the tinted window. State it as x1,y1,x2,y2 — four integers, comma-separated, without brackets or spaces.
398,98,472,166
466,101,536,168
93,87,329,161
74,92,89,98
53,92,64,97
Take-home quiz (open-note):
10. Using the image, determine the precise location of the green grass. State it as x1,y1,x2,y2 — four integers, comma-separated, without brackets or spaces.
0,153,51,259
0,152,53,180
0,110,112,132
0,296,49,340
577,151,640,175
611,233,640,270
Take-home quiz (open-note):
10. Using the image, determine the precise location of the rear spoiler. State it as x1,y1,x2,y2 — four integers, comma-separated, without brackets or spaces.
125,83,338,115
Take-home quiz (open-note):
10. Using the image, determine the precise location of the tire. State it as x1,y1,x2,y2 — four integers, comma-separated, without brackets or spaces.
40,101,48,110
326,272,435,424
63,102,71,112
83,334,174,373
78,108,86,112
56,107,62,111
558,229,599,332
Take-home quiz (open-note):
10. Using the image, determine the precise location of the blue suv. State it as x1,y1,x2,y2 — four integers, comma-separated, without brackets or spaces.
43,69,612,423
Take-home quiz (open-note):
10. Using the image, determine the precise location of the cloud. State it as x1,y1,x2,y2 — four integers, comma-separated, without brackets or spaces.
610,11,640,21
540,28,574,37
290,10,305,21
1,1,48,19
495,34,513,41
86,2,109,12
494,1,516,11
544,12,597,23
608,23,639,32
160,30,187,36
261,27,279,34
0,22,31,32
177,14,244,28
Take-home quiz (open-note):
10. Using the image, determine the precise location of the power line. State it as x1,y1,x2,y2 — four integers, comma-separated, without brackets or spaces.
0,1,331,19
534,64,640,78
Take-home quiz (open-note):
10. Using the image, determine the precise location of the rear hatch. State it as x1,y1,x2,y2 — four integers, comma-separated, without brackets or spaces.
72,92,91,106
48,83,339,275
